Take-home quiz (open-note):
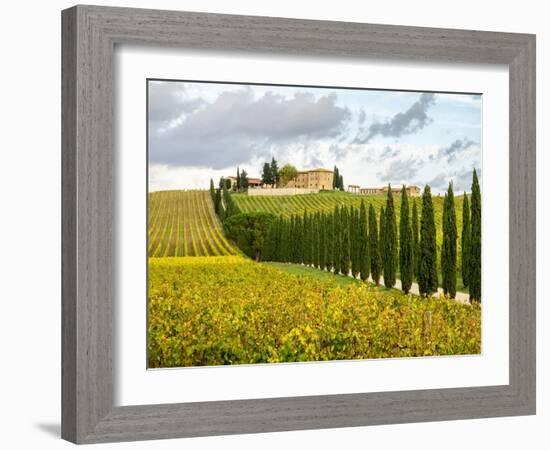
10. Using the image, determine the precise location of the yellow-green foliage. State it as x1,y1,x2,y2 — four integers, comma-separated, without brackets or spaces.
148,190,238,257
148,256,481,367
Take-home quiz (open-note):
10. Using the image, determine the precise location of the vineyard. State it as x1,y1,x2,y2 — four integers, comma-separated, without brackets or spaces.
147,190,238,257
148,256,481,367
233,190,464,247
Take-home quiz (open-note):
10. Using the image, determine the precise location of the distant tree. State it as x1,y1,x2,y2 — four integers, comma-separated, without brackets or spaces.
209,178,215,202
359,200,369,282
349,206,359,278
310,212,316,267
240,169,249,190
295,214,303,264
236,167,241,191
295,215,303,264
411,198,420,281
223,186,239,218
441,183,458,298
333,166,339,190
418,185,438,296
326,210,334,271
461,192,471,287
261,162,272,186
340,206,350,276
333,205,341,274
288,215,295,262
317,212,323,269
277,164,298,188
383,186,397,288
469,169,482,302
270,157,279,187
214,188,222,216
319,213,327,270
285,218,293,261
369,204,381,285
399,186,413,294
301,210,308,265
379,205,386,275
339,174,344,191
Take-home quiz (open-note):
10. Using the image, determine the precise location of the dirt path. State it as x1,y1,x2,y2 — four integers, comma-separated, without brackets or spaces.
372,275,470,303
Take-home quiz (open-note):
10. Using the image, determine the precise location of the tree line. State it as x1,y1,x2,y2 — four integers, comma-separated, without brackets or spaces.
262,169,481,302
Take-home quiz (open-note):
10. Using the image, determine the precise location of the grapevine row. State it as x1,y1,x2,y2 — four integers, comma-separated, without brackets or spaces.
147,190,238,257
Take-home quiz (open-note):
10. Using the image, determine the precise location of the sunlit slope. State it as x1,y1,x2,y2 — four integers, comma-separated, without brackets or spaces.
148,190,238,257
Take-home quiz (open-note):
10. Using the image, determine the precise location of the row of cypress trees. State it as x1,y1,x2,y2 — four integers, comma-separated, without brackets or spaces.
211,178,240,221
263,169,482,302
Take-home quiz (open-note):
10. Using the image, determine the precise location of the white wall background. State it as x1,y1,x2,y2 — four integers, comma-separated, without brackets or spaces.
0,0,546,448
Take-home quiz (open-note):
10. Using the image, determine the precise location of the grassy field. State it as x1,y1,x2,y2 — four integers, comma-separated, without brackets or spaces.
233,190,465,251
147,190,238,257
148,256,481,367
264,262,362,287
268,261,469,294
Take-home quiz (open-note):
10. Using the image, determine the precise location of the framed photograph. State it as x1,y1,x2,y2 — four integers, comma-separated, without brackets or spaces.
62,5,536,444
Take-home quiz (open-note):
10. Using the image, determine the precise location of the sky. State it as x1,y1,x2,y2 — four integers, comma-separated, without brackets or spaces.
148,80,482,194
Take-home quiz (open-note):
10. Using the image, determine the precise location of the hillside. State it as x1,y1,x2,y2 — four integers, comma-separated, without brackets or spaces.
232,190,465,249
148,190,238,257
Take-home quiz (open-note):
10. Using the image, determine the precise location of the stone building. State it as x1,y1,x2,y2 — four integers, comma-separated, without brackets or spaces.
286,168,334,190
348,184,421,197
227,176,262,189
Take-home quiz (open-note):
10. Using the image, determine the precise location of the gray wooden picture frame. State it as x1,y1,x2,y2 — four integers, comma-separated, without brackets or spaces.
61,4,536,444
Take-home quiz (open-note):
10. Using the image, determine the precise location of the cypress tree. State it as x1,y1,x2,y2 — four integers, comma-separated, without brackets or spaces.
277,218,285,261
333,166,339,190
369,204,381,285
303,211,310,266
469,169,482,302
441,183,457,298
214,188,222,216
295,215,303,264
271,216,282,261
236,167,241,191
399,186,413,294
289,215,296,263
411,198,420,281
355,207,362,275
286,218,293,262
350,207,359,278
320,213,327,270
313,212,321,269
301,210,308,265
461,192,471,287
276,216,284,262
328,212,334,271
333,205,341,274
379,206,386,274
210,178,215,202
359,200,369,282
340,206,350,276
308,211,314,266
441,192,448,291
384,186,397,288
270,157,279,187
418,185,438,296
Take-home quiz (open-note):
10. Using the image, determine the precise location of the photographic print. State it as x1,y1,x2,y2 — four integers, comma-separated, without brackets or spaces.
147,80,482,369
